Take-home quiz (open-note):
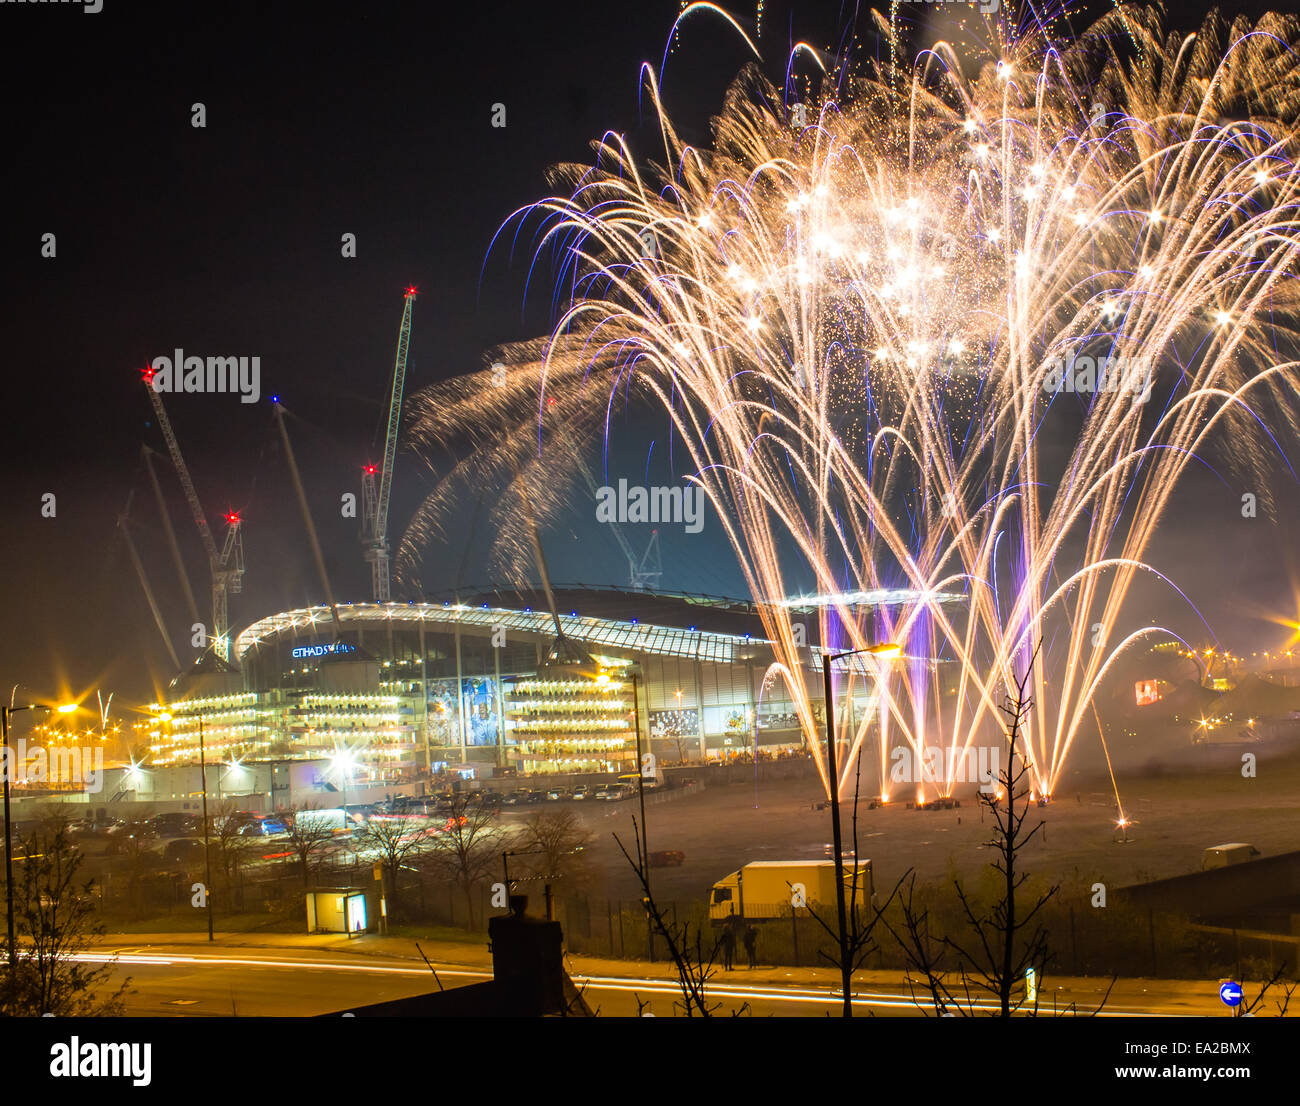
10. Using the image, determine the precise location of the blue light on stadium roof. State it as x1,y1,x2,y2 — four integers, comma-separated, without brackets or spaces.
776,588,964,609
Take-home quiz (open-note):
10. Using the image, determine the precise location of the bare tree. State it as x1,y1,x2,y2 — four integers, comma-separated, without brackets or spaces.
942,659,1058,1016
111,821,161,918
880,871,964,1015
1241,963,1296,1017
614,821,742,1017
516,809,595,891
210,801,252,911
281,804,337,888
802,747,908,1015
426,794,509,929
360,815,439,919
1,824,130,1016
886,653,1079,1017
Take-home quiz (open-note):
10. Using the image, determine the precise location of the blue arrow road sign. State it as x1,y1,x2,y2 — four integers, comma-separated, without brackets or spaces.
1219,981,1243,1007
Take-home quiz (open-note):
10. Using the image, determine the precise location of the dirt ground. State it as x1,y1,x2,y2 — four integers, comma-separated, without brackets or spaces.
515,739,1300,903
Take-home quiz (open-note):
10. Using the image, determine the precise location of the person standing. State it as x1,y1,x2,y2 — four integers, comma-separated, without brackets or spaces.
720,913,737,970
743,923,758,969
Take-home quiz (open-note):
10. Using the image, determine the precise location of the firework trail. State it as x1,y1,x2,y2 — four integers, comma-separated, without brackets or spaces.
400,4,1300,800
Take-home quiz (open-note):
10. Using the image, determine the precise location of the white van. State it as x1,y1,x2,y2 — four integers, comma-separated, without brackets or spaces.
1201,843,1260,870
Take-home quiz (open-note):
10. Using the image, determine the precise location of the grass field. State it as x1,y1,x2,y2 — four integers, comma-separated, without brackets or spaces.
550,739,1300,903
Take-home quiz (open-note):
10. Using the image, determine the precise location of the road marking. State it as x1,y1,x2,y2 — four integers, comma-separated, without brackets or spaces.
87,950,1193,1016
81,950,488,979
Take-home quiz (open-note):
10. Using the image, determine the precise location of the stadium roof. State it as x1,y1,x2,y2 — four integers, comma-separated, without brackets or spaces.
234,586,965,668
234,596,772,667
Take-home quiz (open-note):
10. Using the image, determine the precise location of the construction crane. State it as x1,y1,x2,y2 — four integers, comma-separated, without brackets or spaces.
141,444,202,629
115,488,182,671
577,461,664,590
628,529,663,591
272,400,343,640
360,287,417,602
140,366,245,661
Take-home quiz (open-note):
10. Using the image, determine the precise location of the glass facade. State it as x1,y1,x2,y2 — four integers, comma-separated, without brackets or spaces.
151,599,818,779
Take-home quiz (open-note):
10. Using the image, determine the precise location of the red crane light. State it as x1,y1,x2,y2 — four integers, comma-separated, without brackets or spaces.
140,364,155,383
404,285,419,298
225,512,241,524
364,464,378,475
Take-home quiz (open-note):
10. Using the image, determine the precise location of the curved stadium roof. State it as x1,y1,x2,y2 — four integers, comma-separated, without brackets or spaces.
234,586,964,668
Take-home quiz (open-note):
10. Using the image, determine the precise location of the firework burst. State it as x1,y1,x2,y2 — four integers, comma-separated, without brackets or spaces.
401,4,1300,800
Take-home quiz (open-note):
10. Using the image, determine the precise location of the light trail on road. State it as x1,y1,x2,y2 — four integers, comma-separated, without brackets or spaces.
79,948,1193,1016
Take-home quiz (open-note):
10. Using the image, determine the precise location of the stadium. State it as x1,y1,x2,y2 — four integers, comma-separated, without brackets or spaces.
147,586,954,783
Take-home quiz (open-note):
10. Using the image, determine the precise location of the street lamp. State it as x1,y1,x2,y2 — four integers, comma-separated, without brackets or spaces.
610,663,654,962
197,715,215,942
330,748,357,814
821,642,900,1018
3,696,76,971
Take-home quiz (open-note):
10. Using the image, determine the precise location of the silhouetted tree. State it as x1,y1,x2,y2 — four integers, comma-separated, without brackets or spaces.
360,814,439,919
0,824,130,1016
282,804,337,888
426,794,509,929
516,809,594,891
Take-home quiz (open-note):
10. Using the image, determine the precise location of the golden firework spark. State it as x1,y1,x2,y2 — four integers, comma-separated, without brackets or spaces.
401,4,1300,800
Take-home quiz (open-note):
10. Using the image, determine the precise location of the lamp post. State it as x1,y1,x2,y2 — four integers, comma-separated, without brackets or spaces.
3,695,76,971
821,642,899,1018
331,749,356,816
628,670,649,875
608,665,654,962
197,715,215,942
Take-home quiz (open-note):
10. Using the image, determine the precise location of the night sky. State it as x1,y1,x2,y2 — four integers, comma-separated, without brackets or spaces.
2,0,1297,708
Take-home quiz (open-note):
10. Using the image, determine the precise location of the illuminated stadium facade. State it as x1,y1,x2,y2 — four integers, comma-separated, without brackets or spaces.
148,587,959,781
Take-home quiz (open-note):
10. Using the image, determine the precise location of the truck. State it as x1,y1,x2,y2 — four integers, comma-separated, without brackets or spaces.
293,807,353,835
1201,843,1261,870
709,860,873,923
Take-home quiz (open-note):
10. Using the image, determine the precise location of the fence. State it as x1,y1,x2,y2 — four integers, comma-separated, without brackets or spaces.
87,847,1282,983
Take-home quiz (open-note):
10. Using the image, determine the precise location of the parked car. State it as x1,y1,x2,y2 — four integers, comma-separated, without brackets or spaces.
237,815,288,837
648,850,685,868
150,812,199,836
523,789,545,804
572,785,589,801
602,784,634,802
102,823,154,855
216,811,258,834
544,787,568,801
160,838,209,866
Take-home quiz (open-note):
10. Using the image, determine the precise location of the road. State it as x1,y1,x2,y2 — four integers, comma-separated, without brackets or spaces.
83,941,1234,1017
